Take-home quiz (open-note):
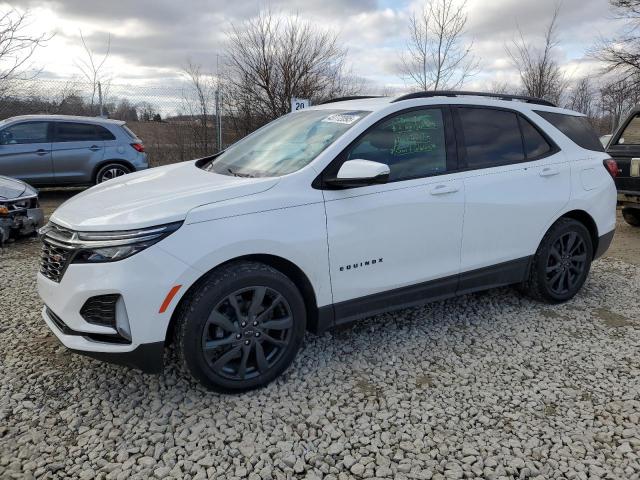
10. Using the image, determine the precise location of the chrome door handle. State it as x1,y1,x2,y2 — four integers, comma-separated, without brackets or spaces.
429,184,459,195
89,145,101,151
35,149,48,156
539,167,559,177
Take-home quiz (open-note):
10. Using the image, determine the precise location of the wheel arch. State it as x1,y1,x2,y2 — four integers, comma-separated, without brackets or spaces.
92,159,135,183
557,209,599,258
165,254,323,346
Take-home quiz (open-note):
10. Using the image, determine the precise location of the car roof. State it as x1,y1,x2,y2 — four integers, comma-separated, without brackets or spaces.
0,114,126,125
308,94,583,117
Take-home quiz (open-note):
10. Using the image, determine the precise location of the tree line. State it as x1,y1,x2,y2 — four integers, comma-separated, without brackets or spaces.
2,1,640,140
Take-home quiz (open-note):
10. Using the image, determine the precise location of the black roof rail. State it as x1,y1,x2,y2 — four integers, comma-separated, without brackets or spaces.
391,91,556,107
319,95,382,105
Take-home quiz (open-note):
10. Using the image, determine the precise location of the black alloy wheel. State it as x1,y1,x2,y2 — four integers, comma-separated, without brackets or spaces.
202,286,294,381
544,232,588,296
175,261,306,393
520,218,593,303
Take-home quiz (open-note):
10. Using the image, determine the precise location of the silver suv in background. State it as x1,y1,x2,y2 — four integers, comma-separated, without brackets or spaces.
0,115,148,186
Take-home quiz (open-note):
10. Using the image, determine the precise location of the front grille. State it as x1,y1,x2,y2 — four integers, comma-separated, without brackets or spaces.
80,295,120,327
40,239,74,282
39,223,76,282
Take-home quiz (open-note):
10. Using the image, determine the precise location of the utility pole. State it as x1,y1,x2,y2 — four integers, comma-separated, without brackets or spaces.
98,81,104,117
215,88,223,151
214,54,223,152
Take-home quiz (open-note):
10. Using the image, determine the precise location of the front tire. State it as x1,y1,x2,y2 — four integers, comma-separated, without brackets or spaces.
520,218,593,304
622,207,640,227
175,261,306,393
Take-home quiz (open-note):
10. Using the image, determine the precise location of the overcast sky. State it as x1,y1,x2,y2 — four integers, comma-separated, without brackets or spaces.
6,0,625,92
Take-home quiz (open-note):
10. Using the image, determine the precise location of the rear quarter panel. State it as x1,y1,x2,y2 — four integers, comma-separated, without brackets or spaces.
567,153,617,237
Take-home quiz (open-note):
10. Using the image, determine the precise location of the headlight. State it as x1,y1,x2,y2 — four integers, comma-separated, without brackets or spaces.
41,221,183,264
73,222,183,263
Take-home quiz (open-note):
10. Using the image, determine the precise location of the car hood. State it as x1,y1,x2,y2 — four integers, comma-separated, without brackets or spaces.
51,161,279,231
0,175,37,201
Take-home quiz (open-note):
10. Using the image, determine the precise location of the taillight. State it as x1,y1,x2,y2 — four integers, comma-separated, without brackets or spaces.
130,143,145,153
603,158,619,178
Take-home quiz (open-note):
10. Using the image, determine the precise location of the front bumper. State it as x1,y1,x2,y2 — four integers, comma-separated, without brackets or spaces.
42,307,164,373
0,207,44,243
37,244,202,373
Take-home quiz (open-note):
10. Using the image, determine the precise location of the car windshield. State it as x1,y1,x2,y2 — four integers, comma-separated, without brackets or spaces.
202,109,370,177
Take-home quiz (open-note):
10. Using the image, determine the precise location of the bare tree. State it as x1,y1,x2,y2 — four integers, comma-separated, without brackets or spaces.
181,61,216,155
400,0,477,91
223,9,359,133
75,30,111,112
506,6,567,104
593,0,640,81
0,8,51,92
567,77,597,118
599,75,640,131
488,81,518,95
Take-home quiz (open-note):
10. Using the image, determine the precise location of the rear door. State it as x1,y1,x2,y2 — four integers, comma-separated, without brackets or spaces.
606,111,640,194
52,122,106,184
0,121,53,185
455,106,570,290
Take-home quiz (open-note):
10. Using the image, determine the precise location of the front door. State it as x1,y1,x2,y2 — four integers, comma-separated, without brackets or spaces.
0,121,53,185
321,107,465,322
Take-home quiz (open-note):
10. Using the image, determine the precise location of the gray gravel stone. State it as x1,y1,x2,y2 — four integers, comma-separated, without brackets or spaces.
1,237,639,479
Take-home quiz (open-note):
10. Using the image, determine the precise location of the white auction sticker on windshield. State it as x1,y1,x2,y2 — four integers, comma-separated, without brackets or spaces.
322,113,361,125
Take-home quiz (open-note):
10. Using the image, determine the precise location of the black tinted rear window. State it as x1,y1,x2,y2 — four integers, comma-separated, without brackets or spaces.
97,125,116,140
458,107,524,168
519,116,552,159
56,123,101,142
535,111,603,152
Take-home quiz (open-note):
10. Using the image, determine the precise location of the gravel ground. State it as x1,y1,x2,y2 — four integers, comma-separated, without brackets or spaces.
0,192,639,480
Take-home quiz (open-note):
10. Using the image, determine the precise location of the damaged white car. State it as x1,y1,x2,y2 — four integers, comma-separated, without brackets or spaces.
0,175,44,246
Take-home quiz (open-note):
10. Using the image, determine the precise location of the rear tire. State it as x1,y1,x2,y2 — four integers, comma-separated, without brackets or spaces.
520,218,593,304
95,163,131,184
622,207,640,227
175,261,306,393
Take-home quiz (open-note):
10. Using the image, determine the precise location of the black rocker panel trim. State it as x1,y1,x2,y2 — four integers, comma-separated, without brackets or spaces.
457,256,531,295
316,256,532,332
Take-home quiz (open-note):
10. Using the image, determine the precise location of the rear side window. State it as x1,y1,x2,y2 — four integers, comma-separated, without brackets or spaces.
0,122,49,145
97,125,116,141
535,111,603,152
519,116,553,159
55,123,105,142
616,114,640,145
458,108,524,168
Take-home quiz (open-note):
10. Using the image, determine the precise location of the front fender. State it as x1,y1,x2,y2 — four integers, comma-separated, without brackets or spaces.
158,201,332,317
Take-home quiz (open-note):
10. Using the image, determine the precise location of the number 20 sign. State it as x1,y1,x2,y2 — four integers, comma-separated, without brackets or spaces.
291,98,310,112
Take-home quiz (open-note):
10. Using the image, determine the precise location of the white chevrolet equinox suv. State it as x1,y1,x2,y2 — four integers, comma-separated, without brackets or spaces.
37,92,617,392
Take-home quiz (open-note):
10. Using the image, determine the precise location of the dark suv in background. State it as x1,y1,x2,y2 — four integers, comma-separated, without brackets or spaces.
606,107,640,226
0,115,148,186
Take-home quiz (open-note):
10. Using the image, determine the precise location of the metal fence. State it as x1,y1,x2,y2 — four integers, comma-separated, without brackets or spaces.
0,78,234,167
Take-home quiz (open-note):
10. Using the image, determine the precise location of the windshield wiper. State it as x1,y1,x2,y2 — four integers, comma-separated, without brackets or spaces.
227,168,255,178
